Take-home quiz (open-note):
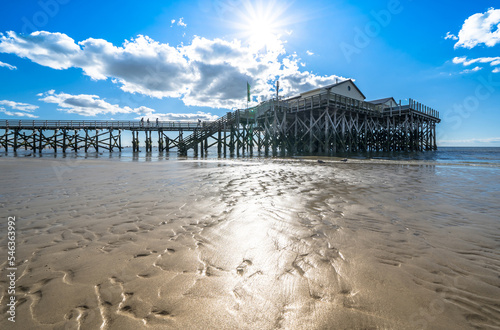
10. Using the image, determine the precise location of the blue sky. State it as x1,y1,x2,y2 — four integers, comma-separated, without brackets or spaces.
0,0,499,146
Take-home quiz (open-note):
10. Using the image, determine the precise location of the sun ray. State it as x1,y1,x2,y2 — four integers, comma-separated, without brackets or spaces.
231,0,293,50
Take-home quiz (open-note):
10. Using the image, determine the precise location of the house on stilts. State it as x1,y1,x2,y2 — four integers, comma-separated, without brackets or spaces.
0,79,440,156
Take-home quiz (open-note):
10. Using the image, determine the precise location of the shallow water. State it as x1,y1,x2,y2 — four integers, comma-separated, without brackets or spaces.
0,152,499,329
3,146,500,166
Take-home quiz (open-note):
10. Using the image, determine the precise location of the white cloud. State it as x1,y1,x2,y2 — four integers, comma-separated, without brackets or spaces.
0,99,39,118
444,32,458,40
135,111,218,122
178,17,187,27
454,8,500,49
0,100,38,118
37,90,218,120
460,66,483,74
38,90,153,116
0,31,80,70
171,18,186,28
452,56,500,72
452,57,466,64
0,108,38,118
0,60,16,70
0,99,38,111
493,67,500,73
306,50,314,56
0,31,347,109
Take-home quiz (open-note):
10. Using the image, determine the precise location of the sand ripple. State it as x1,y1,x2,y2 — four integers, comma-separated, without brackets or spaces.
0,158,499,329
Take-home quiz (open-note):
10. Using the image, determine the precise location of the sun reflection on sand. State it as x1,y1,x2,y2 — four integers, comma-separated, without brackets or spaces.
1,158,499,329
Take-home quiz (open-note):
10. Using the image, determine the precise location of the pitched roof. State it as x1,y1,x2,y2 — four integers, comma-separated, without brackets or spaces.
368,97,397,105
325,79,366,100
299,79,366,100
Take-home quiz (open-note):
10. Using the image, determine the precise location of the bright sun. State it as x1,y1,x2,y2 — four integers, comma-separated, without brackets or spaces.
249,18,272,41
233,0,291,50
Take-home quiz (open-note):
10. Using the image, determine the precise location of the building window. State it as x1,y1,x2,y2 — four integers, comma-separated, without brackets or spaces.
347,86,351,91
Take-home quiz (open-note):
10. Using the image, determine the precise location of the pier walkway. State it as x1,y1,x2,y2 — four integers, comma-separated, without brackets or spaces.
0,91,440,155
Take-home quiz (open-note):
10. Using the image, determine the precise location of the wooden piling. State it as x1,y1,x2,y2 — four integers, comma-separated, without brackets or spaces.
0,93,440,155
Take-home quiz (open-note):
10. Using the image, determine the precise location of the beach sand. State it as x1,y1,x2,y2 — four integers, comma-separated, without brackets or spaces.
0,157,499,329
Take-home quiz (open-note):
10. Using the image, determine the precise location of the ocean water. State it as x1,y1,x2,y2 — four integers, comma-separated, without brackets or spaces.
0,147,499,329
2,146,500,166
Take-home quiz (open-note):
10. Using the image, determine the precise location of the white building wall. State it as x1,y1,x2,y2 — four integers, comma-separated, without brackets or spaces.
298,80,366,101
330,81,365,101
384,99,399,108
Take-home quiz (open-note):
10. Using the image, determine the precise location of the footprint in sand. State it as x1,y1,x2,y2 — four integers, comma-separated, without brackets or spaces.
236,259,253,276
134,252,151,258
151,308,173,319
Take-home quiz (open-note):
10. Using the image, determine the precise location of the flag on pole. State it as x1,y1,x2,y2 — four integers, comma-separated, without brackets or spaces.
247,82,251,102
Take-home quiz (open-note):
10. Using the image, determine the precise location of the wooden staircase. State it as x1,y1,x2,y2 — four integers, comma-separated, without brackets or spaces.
178,111,237,154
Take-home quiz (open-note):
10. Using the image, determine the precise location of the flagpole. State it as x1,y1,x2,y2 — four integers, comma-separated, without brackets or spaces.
246,81,250,111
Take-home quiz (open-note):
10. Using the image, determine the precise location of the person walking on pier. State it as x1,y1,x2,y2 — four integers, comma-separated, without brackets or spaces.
141,117,144,127
156,118,159,126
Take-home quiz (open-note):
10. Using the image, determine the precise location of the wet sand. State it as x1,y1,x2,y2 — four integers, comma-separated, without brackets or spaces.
0,157,499,329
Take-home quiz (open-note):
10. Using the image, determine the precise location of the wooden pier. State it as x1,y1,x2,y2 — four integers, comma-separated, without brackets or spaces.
177,93,440,156
0,89,440,156
0,120,203,153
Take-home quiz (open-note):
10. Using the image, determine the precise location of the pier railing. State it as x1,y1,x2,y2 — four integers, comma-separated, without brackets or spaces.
178,112,237,152
285,91,384,114
380,99,440,121
245,92,439,121
0,120,207,130
246,91,385,119
1,91,440,154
